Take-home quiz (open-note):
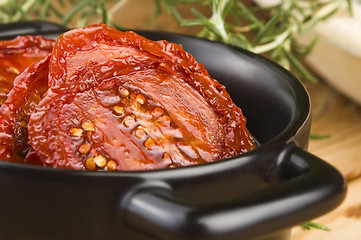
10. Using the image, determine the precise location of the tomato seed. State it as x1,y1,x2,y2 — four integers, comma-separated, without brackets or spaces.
144,138,156,150
113,106,125,115
82,121,95,131
79,143,91,155
85,157,96,170
118,88,129,97
107,160,118,171
69,127,83,137
93,155,107,168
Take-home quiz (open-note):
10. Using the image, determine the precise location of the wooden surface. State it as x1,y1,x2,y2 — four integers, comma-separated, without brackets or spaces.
291,81,361,240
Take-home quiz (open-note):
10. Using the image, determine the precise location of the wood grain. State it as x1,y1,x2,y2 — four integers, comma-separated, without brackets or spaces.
291,177,361,240
291,81,361,239
306,81,361,180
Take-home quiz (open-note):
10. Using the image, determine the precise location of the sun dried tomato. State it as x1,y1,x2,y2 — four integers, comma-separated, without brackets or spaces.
0,35,54,105
0,56,50,164
26,24,255,171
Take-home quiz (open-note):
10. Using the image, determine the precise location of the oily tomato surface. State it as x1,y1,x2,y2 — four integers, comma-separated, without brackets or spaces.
0,35,54,105
26,24,255,171
0,56,50,163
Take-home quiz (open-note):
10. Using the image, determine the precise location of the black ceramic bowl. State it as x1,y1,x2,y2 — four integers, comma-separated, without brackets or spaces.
0,22,346,240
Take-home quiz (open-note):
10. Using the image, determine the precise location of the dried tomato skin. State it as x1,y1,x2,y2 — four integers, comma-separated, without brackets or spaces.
0,36,52,161
0,56,50,163
0,35,54,105
27,24,255,171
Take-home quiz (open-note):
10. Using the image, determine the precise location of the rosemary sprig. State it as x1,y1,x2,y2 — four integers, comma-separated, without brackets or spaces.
0,0,352,82
302,221,331,231
0,0,116,27
310,134,332,140
154,0,353,83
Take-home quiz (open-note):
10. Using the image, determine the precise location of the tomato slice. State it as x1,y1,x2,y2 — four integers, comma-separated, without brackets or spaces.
0,56,50,163
0,35,54,105
29,80,225,170
26,24,255,170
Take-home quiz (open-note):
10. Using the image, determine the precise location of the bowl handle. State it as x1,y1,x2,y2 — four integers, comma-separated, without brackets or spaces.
120,144,346,240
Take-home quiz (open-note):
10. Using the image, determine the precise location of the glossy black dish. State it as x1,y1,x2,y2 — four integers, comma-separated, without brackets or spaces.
0,22,346,240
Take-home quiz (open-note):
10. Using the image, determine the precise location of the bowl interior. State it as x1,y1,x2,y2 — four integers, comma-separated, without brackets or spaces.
137,31,309,145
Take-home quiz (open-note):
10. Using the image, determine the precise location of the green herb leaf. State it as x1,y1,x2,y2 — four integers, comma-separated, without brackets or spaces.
310,134,332,140
61,0,92,26
302,222,331,231
253,9,282,46
151,0,352,83
283,48,318,83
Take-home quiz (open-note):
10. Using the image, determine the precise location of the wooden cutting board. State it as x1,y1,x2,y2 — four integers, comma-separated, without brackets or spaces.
291,81,361,239
292,177,361,240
